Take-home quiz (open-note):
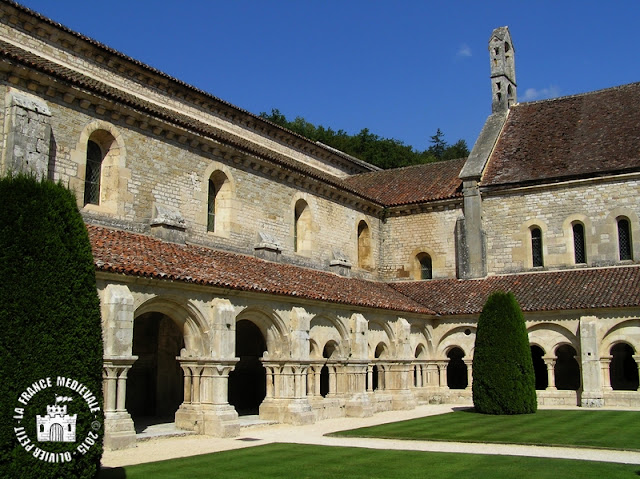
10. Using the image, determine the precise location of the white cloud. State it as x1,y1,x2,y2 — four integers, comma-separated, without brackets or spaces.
521,85,561,101
456,44,472,58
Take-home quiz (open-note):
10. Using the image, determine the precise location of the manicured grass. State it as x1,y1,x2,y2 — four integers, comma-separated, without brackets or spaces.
98,443,639,479
332,409,640,450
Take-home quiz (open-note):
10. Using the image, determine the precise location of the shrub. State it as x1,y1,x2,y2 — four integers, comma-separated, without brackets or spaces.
472,291,537,414
0,175,103,478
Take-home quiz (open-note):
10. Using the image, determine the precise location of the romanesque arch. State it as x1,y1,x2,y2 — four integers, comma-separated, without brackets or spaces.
554,344,580,390
229,308,287,414
609,342,639,391
126,296,209,429
71,120,129,215
527,323,578,356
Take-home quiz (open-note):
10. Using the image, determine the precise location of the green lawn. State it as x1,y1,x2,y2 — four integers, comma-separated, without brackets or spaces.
331,409,640,450
98,443,639,479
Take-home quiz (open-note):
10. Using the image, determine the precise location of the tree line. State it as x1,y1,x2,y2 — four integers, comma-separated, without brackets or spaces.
259,109,469,170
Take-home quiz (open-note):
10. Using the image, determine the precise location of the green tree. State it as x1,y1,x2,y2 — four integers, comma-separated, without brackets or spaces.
428,128,447,159
0,175,103,478
259,109,469,169
472,291,537,415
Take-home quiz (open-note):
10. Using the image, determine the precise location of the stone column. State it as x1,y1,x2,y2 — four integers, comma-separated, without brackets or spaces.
634,355,640,392
437,361,448,388
345,362,373,417
600,356,613,391
464,359,473,390
426,362,439,386
367,364,374,392
579,316,603,407
102,357,137,450
175,358,239,437
543,356,557,391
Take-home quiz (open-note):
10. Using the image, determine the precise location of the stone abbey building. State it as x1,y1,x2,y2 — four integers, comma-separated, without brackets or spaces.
1,1,639,450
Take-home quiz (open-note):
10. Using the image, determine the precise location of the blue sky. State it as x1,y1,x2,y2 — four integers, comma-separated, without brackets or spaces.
16,0,640,152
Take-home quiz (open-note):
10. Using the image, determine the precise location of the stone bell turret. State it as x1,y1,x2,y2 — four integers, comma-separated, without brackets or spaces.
489,26,516,112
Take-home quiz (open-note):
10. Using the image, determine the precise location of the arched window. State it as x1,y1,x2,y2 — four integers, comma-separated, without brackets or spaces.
206,171,230,234
572,222,586,264
531,227,543,267
357,220,372,269
618,218,633,261
416,253,432,280
207,180,216,232
294,199,311,253
83,140,103,206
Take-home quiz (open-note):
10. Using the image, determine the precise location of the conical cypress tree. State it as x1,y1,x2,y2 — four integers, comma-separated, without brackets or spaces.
0,175,103,478
472,291,537,414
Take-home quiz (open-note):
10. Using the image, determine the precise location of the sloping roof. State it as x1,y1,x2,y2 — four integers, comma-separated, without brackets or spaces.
88,225,435,315
342,158,465,207
390,266,640,315
483,82,640,187
88,225,640,317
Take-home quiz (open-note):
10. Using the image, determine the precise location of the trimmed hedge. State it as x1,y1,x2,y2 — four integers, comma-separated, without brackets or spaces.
0,175,103,478
472,291,537,415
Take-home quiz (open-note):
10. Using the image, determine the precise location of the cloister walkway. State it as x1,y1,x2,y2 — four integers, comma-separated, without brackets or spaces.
101,405,640,469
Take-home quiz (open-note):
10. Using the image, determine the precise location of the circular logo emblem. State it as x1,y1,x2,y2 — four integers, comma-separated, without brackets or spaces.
13,376,102,463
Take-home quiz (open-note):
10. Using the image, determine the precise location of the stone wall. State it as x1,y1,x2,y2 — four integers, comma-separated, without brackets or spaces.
0,9,366,179
483,177,640,274
1,86,380,276
379,205,461,281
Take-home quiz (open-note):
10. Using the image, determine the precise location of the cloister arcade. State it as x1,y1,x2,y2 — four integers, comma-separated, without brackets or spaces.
99,281,640,450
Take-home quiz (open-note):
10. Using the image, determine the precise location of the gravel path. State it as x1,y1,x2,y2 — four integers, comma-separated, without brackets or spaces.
101,405,640,468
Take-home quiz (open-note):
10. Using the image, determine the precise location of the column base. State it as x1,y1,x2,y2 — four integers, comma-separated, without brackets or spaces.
260,398,315,425
580,391,604,408
390,389,417,410
201,405,240,437
175,404,203,433
345,393,374,417
286,399,315,425
103,411,136,450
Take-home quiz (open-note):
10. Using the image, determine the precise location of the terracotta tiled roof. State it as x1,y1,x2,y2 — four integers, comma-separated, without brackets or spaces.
483,82,640,187
87,225,435,315
391,266,640,315
342,158,465,206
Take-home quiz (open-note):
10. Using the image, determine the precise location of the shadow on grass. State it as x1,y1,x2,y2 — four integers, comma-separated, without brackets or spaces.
98,466,126,478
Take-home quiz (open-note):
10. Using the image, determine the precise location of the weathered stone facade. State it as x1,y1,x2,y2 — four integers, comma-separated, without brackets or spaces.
2,4,639,452
484,178,640,274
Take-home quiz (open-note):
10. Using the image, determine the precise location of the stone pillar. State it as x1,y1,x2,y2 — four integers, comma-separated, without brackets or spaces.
386,361,417,410
600,356,613,391
437,361,448,388
543,356,557,391
579,316,603,407
266,366,275,398
2,90,52,179
175,358,239,437
464,359,473,390
426,362,439,386
102,357,137,450
345,362,373,417
314,364,322,396
634,355,640,392
367,364,374,392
